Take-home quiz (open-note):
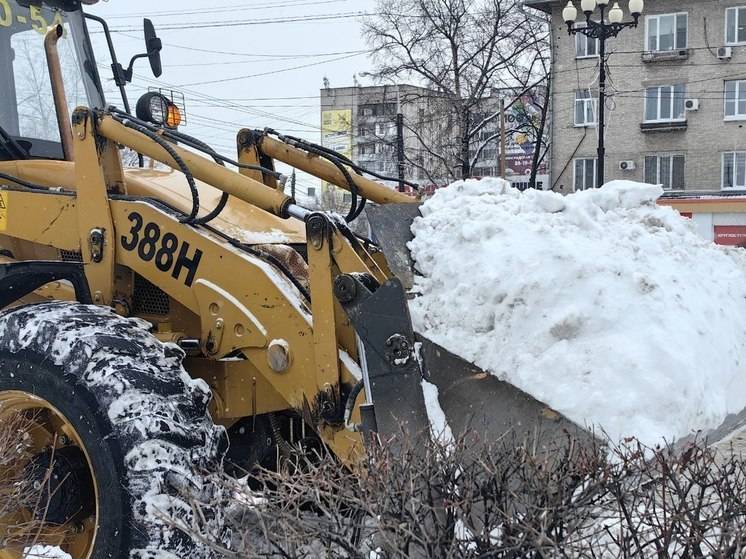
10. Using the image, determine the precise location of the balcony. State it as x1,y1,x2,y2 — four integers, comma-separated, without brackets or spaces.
640,120,688,133
642,49,690,63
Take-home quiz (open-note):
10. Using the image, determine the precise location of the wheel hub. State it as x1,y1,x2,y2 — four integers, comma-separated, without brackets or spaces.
26,446,96,525
0,391,99,559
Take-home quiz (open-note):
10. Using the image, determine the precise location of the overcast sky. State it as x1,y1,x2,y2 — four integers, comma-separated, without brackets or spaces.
86,0,379,195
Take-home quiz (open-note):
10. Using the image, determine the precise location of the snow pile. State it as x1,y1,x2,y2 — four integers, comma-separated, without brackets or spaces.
23,546,71,559
409,178,746,446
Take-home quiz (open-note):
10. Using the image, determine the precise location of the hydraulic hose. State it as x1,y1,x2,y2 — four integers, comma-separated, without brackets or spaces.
344,380,366,432
111,114,201,223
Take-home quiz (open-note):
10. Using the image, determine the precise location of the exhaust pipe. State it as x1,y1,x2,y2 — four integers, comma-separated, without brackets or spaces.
45,25,74,161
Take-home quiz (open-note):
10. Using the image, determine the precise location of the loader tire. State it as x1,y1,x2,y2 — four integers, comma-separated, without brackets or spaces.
0,301,229,559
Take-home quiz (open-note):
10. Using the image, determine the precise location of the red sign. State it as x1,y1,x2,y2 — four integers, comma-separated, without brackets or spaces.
715,226,746,247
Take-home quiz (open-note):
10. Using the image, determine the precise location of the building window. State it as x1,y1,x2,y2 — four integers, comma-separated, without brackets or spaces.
575,24,598,58
725,80,746,120
574,89,597,126
573,158,597,191
646,13,688,52
644,154,685,190
644,85,686,122
723,152,746,189
376,121,395,135
726,7,746,45
307,187,316,197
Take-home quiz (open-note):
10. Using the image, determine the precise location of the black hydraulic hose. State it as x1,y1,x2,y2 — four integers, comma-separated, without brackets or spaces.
0,126,29,160
161,127,285,180
268,130,362,222
0,172,51,191
160,129,230,226
195,192,229,225
344,379,366,432
111,114,200,223
269,129,420,191
107,108,283,180
267,413,296,458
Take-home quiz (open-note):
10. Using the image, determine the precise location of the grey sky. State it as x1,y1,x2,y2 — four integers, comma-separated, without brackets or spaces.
87,0,379,195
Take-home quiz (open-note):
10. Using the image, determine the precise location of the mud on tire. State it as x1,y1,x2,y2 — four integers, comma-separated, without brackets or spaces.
0,301,229,559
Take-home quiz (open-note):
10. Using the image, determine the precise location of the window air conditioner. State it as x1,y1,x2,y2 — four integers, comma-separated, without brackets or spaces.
718,46,733,60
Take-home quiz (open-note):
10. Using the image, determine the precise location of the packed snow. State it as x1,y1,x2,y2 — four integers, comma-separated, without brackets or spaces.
23,546,71,559
409,178,746,446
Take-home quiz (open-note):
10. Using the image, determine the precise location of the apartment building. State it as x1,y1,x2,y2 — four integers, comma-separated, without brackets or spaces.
321,84,549,190
526,0,746,193
320,84,440,195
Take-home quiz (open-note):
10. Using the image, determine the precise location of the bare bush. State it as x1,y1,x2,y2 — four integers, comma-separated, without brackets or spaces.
0,412,68,553
179,431,746,558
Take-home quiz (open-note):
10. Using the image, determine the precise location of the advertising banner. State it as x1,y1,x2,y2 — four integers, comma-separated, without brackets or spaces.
504,95,549,182
321,109,352,193
714,225,746,247
321,109,352,158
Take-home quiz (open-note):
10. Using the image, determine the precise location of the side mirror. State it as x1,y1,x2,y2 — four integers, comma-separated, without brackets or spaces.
109,18,163,84
143,19,162,78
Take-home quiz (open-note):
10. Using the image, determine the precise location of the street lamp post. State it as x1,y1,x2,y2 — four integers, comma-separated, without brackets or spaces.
563,0,644,188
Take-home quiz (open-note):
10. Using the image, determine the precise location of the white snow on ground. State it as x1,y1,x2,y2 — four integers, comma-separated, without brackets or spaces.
421,379,454,444
409,178,746,446
23,546,71,559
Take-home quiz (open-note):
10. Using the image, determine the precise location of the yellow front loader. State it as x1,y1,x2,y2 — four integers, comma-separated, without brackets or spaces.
0,2,584,557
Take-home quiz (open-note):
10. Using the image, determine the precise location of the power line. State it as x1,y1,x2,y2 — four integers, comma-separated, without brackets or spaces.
104,11,368,33
165,49,370,67
552,70,746,95
176,52,366,87
103,0,351,19
110,31,368,60
99,65,325,132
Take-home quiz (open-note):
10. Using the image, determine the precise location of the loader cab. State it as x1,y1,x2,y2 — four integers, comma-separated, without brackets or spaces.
0,0,104,161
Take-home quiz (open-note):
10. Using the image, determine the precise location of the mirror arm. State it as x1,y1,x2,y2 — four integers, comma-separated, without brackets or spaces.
84,13,143,167
84,14,132,112
124,52,150,83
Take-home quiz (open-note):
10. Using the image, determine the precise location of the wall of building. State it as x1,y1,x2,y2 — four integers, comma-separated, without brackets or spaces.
321,84,551,190
547,0,746,193
320,84,438,189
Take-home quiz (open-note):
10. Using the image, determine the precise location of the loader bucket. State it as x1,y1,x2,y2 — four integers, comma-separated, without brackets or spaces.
418,335,596,450
361,204,597,451
365,203,423,291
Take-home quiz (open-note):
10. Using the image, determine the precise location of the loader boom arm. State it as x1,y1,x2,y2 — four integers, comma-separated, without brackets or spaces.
240,130,416,205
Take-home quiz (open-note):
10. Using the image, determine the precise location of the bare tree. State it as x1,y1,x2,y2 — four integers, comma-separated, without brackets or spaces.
363,0,551,184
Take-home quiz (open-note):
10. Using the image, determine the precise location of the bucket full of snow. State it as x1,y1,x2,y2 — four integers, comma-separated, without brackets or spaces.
365,194,594,452
408,178,746,449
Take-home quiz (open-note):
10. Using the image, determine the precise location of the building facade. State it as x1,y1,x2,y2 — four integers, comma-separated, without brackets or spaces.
321,84,550,191
320,84,441,195
527,0,746,193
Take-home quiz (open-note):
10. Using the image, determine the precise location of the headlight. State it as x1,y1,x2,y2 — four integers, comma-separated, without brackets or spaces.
135,92,181,128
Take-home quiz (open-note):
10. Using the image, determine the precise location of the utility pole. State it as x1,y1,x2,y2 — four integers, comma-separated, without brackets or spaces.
396,112,405,192
499,98,507,178
290,169,296,199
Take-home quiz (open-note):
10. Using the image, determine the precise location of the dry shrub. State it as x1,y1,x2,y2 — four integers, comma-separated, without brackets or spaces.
179,430,746,558
0,412,70,553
